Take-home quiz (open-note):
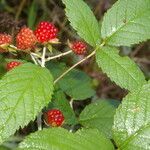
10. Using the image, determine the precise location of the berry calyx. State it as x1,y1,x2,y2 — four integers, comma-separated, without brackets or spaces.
71,41,87,55
6,61,22,71
0,33,12,52
16,27,37,50
34,21,58,43
45,109,65,127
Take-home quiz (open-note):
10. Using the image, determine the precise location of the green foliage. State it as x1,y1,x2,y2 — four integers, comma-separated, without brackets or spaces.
18,128,114,150
113,82,150,149
0,63,54,143
27,0,38,29
101,0,150,46
0,146,9,150
0,0,150,149
96,46,146,91
63,0,101,46
50,88,77,125
46,62,95,100
79,100,117,138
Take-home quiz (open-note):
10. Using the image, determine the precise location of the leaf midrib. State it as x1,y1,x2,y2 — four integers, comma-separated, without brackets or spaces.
98,50,141,88
67,0,99,46
104,8,150,42
0,77,34,135
119,123,150,149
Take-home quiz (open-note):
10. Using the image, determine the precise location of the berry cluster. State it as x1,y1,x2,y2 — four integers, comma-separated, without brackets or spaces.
6,61,22,71
34,21,58,43
71,41,87,55
0,34,12,52
45,109,65,127
0,21,87,55
0,21,58,52
16,27,37,50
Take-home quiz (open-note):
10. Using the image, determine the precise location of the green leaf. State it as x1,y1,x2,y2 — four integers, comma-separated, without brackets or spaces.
96,46,146,91
50,88,77,125
18,128,114,150
0,146,9,150
113,82,150,149
46,62,95,100
79,100,116,138
63,0,101,47
27,0,38,29
101,0,150,46
0,63,53,143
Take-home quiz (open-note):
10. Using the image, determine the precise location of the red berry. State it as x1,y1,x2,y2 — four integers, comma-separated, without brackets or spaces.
0,33,12,52
34,21,58,43
71,41,87,55
6,61,22,71
16,27,37,50
45,109,65,127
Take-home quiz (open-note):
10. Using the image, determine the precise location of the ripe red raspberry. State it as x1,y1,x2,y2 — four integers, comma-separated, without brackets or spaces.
71,41,87,55
6,61,22,71
0,34,12,52
16,27,37,50
34,21,58,43
45,109,65,127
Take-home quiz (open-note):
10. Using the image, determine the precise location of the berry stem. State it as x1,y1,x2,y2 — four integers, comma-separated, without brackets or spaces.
41,47,46,67
54,42,105,84
30,54,38,65
46,50,72,61
36,47,47,130
54,50,96,84
37,112,42,131
70,98,74,109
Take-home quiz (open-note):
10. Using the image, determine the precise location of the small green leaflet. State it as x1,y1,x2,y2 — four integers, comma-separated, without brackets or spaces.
113,82,150,149
79,100,117,138
18,128,114,150
96,46,146,91
46,62,95,100
101,0,150,46
63,0,101,47
0,63,54,143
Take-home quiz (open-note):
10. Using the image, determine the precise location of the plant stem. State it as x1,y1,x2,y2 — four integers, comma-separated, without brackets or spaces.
54,42,105,84
37,47,47,130
70,98,74,109
46,50,72,61
54,50,96,84
31,52,41,58
41,47,46,67
30,54,38,65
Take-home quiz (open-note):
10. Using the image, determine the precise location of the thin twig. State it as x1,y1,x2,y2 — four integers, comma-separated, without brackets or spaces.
37,112,42,131
41,47,46,67
36,47,47,131
30,54,38,65
69,98,74,109
31,52,41,58
46,50,72,61
54,50,96,84
54,42,105,84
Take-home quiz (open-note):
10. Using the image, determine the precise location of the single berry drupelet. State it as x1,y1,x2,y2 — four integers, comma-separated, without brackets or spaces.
7,61,22,71
0,34,12,52
71,41,87,55
45,109,65,127
34,21,58,43
16,27,37,50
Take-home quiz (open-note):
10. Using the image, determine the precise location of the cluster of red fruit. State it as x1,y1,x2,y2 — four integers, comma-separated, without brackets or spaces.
0,21,87,54
1,21,87,71
44,109,65,127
